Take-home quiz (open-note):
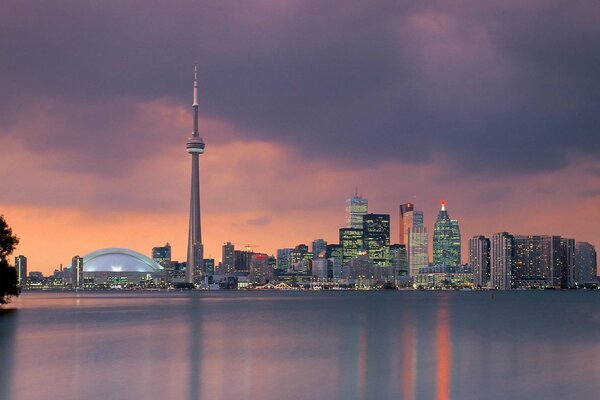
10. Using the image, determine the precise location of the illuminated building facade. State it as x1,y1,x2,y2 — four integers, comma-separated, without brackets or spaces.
14,255,27,287
433,202,461,267
491,232,515,290
346,192,368,229
363,213,390,266
399,203,414,246
575,242,597,285
222,242,235,275
340,228,363,266
71,255,83,287
469,236,490,288
311,239,327,259
408,224,428,278
151,243,171,267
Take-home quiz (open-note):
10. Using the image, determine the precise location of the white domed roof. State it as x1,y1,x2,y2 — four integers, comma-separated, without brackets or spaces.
83,248,164,273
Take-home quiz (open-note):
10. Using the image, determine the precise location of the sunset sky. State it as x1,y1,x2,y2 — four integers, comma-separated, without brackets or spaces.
1,1,599,274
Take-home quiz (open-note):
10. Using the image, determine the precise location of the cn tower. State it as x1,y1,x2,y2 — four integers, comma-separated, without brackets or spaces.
186,65,205,284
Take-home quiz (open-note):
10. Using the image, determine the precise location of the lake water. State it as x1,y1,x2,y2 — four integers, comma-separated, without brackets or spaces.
1,291,599,400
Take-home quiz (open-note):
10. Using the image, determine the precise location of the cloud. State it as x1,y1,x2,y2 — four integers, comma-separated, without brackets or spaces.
0,1,599,177
246,216,272,226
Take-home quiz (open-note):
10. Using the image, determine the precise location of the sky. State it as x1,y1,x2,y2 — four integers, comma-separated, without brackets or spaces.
1,0,599,274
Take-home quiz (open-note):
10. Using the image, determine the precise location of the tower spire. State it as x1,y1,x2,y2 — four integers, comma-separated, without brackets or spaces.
186,65,206,285
193,64,199,107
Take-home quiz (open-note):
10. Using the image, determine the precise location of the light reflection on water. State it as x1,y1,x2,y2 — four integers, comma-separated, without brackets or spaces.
1,291,600,400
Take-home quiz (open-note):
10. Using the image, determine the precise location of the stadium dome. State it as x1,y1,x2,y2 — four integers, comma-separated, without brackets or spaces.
82,248,164,273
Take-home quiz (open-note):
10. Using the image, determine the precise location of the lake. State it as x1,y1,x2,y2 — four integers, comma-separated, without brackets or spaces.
1,291,599,399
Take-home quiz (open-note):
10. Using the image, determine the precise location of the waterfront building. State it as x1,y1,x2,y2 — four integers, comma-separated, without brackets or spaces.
399,203,414,246
414,264,473,289
14,255,27,287
433,202,461,267
575,242,597,285
186,65,206,284
71,255,84,288
342,253,375,287
346,191,368,229
311,239,327,259
77,248,165,285
363,213,391,266
340,228,363,266
222,242,235,275
151,243,171,266
491,232,515,290
249,253,272,284
469,236,490,288
512,235,575,288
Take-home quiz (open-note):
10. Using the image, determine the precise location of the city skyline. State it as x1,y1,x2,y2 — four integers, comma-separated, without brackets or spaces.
1,1,599,273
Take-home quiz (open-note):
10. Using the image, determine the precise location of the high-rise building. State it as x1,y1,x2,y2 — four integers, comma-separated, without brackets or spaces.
346,191,368,229
222,242,235,275
325,244,343,278
575,242,597,285
249,253,272,284
276,248,292,274
152,243,171,266
186,66,206,284
340,228,363,266
512,235,575,288
363,213,390,266
491,232,515,290
71,255,83,288
291,244,311,274
433,202,461,266
469,236,490,288
399,203,414,246
234,250,254,274
311,239,327,259
389,244,408,279
408,226,428,277
203,258,215,276
408,226,428,278
14,255,27,287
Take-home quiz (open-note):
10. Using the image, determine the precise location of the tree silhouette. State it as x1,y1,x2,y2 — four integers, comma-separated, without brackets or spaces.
0,215,20,305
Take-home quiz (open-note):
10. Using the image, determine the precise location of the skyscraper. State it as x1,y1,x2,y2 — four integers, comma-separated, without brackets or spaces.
346,190,368,229
311,239,327,259
152,243,171,267
399,203,414,246
469,236,490,288
222,242,235,275
575,242,597,285
408,226,428,278
14,255,27,287
512,235,574,288
433,202,461,266
363,213,390,266
186,66,205,284
491,232,515,290
71,255,83,288
340,228,363,266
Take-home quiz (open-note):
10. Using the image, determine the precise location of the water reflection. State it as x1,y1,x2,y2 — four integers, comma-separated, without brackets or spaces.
436,302,451,400
0,309,17,400
6,292,600,400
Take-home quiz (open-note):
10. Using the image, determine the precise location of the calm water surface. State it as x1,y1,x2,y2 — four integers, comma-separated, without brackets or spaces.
1,291,600,400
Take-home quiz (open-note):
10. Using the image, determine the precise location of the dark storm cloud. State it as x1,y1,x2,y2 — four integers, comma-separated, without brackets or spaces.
1,0,599,176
